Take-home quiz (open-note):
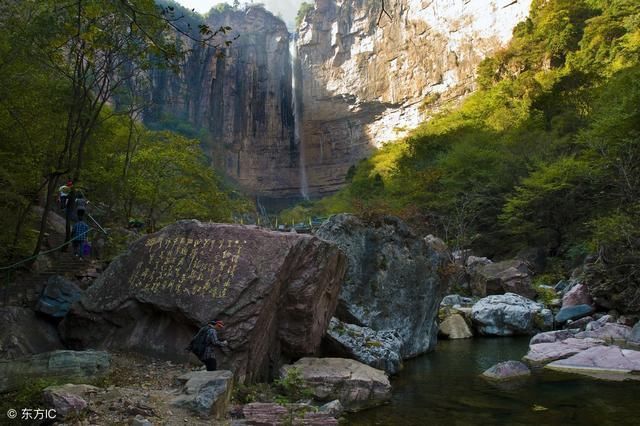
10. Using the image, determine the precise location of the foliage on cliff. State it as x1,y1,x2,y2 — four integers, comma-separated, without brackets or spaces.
303,0,640,273
0,0,249,262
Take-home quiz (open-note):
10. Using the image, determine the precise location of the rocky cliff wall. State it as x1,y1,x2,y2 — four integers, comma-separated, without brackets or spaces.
297,0,533,196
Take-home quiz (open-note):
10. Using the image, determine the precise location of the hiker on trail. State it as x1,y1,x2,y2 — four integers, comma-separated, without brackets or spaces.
187,320,229,371
71,217,90,258
58,185,71,210
75,192,88,219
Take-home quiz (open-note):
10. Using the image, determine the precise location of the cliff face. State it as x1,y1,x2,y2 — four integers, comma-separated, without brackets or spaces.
297,0,532,196
146,7,299,199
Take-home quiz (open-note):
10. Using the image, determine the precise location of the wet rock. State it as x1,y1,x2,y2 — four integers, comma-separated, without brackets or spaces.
555,304,595,324
60,221,346,382
0,350,110,393
523,338,605,366
281,358,391,412
324,317,402,375
575,323,632,343
316,214,447,358
35,275,83,318
629,322,640,346
482,361,531,381
0,306,63,360
171,370,233,419
529,329,579,345
470,259,535,299
546,346,640,381
561,283,592,308
43,384,97,418
471,293,551,336
439,313,473,339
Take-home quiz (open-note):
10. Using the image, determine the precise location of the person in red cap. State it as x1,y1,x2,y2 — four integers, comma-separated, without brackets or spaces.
187,319,228,371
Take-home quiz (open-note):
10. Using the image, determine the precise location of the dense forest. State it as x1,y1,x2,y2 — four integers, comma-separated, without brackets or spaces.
286,0,639,283
0,0,249,262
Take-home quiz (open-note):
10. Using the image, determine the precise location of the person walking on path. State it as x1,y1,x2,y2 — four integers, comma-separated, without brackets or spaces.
187,320,229,371
71,217,90,258
58,184,71,210
75,192,88,219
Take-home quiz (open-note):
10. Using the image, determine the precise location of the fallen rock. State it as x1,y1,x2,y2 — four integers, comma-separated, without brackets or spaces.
561,283,592,308
281,358,391,412
35,275,83,318
242,402,338,425
629,322,640,346
60,221,346,383
530,329,578,345
555,304,595,324
0,306,63,360
316,214,447,358
523,338,605,366
471,293,551,336
0,350,110,393
43,384,98,418
575,323,632,343
482,361,531,381
324,317,402,375
546,345,640,381
171,370,233,419
439,313,472,339
470,259,535,299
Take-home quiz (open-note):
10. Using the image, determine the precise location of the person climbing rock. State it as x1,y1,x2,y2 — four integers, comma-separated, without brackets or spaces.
187,320,229,371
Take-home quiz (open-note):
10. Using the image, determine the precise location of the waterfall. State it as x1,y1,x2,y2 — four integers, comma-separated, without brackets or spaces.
289,34,309,200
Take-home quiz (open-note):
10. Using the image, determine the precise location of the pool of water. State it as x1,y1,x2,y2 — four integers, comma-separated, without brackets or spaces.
348,337,638,425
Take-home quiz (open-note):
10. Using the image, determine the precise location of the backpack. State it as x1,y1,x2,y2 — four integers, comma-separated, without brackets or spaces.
186,327,208,360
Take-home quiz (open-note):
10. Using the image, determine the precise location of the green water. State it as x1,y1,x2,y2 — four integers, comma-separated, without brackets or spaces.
348,337,638,426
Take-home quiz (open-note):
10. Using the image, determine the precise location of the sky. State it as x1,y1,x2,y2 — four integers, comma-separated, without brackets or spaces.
174,0,307,29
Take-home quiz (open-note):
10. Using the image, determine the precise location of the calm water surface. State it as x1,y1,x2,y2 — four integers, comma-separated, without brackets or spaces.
348,337,638,426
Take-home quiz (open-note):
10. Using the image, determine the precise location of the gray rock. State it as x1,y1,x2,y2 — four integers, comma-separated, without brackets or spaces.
440,294,474,307
242,402,338,425
43,384,98,418
36,275,83,318
318,399,344,417
585,315,614,331
131,415,153,426
471,293,550,336
564,316,594,331
554,280,571,294
530,329,579,345
281,358,391,412
575,323,632,343
439,313,472,339
523,338,605,366
629,322,640,346
316,214,447,358
546,345,640,381
470,260,535,299
171,370,233,418
324,317,402,375
482,361,530,381
0,350,110,393
555,304,595,323
0,306,63,360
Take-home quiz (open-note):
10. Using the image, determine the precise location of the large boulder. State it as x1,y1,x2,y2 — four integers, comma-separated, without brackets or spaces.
324,317,403,375
0,350,110,393
0,307,63,359
561,283,592,308
316,214,447,358
281,358,391,412
470,260,535,299
546,346,640,381
471,293,552,336
60,221,346,383
171,370,233,418
36,275,83,318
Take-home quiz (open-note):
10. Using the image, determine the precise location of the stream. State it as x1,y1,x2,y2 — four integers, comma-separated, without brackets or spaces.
348,337,638,425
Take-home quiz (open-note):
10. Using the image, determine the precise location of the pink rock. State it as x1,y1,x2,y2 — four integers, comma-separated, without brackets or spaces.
562,283,593,308
546,346,640,380
523,338,605,366
575,323,632,342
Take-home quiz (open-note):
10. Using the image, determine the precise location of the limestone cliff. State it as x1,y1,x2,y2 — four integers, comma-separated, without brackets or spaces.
297,0,532,196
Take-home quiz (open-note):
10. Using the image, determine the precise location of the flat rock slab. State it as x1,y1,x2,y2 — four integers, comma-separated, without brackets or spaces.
0,350,110,393
171,370,233,418
242,403,338,425
575,323,632,343
546,346,640,381
530,329,579,345
282,357,391,412
482,361,530,381
60,221,347,382
523,338,605,366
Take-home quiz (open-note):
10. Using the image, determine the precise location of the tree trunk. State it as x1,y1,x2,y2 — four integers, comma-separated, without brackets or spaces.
31,177,56,258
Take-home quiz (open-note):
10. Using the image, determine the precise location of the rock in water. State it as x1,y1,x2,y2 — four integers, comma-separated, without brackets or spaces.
0,307,63,359
35,275,83,318
470,259,535,299
281,358,391,412
471,293,551,336
546,346,640,381
171,371,233,418
439,313,473,339
316,214,448,358
523,338,606,366
482,361,531,381
324,317,403,375
60,221,347,383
